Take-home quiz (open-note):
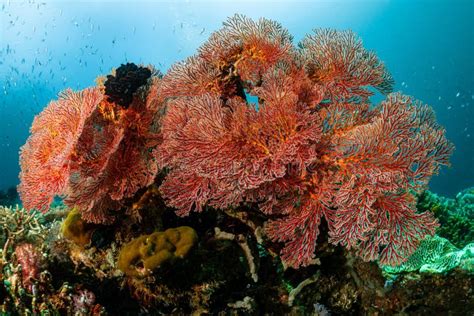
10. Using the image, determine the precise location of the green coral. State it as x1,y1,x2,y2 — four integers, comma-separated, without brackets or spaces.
383,235,474,274
118,226,198,277
455,187,474,218
417,189,474,248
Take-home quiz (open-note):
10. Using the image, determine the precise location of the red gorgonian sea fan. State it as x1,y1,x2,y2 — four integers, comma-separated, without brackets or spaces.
158,15,453,268
19,65,165,223
19,88,102,212
65,76,164,223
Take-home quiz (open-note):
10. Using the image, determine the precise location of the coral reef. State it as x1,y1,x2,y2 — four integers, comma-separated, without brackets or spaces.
383,235,474,274
0,205,106,314
8,15,469,314
418,188,474,248
1,190,473,313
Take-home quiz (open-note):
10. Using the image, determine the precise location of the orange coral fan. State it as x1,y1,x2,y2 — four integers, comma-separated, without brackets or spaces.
160,15,295,101
66,77,164,223
300,29,394,101
18,88,102,212
18,15,453,269
19,66,165,224
159,15,453,268
160,68,323,217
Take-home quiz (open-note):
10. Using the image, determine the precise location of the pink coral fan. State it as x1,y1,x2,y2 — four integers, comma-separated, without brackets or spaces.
14,243,43,293
158,15,453,268
65,76,164,223
19,66,165,223
18,88,102,213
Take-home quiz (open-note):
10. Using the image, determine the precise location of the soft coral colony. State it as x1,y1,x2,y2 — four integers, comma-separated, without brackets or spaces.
18,15,453,269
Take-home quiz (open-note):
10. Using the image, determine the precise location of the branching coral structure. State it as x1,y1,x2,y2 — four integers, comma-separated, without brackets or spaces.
19,64,165,224
18,16,453,270
157,15,453,268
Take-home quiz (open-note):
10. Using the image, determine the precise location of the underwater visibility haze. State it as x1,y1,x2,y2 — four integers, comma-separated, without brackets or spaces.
0,0,473,314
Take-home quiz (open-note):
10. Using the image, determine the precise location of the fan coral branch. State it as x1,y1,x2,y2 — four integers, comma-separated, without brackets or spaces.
19,66,165,224
301,29,394,101
18,88,102,212
158,15,453,268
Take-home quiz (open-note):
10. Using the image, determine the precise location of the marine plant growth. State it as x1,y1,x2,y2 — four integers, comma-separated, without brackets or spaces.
18,15,453,269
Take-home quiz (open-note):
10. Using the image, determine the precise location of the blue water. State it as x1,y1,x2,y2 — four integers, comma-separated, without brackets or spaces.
0,0,472,198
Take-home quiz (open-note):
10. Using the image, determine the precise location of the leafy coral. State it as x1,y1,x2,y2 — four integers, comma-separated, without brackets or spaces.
383,235,474,274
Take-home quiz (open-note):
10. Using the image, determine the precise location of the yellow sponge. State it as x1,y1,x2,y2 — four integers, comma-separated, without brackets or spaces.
118,226,198,277
61,208,95,247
